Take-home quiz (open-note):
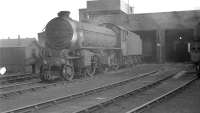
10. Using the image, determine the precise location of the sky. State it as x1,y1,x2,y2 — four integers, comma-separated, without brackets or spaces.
0,0,200,39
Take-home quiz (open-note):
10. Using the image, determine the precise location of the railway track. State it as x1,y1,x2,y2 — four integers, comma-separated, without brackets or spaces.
0,80,44,98
141,73,200,113
0,78,87,98
1,69,179,113
0,79,40,90
0,70,135,98
0,69,136,98
0,73,38,85
81,72,197,113
0,66,162,98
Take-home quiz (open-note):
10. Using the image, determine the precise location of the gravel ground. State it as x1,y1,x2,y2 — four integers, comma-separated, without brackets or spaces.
0,74,38,86
0,80,47,94
38,69,176,113
142,75,200,113
87,72,196,113
0,64,188,112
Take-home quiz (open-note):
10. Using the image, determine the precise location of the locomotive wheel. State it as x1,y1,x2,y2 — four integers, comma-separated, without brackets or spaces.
61,65,74,81
103,66,109,73
43,70,51,81
40,66,45,81
109,54,119,71
85,63,97,77
196,64,200,73
40,65,51,81
85,55,99,77
113,64,120,71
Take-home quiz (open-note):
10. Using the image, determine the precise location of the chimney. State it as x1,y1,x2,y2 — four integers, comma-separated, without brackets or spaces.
18,34,20,39
18,34,21,45
58,11,70,18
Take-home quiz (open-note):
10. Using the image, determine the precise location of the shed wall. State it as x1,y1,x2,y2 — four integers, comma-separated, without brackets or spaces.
0,47,25,72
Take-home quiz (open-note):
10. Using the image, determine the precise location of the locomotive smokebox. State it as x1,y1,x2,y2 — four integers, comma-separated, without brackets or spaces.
58,11,70,18
45,11,73,50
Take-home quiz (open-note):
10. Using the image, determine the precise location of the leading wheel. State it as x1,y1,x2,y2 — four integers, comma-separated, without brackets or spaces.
40,65,52,81
61,65,74,81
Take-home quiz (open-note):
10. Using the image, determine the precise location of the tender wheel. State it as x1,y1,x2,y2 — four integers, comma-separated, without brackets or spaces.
103,65,109,73
61,65,74,81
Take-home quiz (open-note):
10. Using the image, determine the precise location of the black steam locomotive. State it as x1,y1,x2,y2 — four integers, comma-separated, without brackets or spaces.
38,11,142,81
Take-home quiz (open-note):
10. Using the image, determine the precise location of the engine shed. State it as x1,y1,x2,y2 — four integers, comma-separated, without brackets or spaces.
79,0,200,63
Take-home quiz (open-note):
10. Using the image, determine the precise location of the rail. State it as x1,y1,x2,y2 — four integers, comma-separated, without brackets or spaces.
1,71,158,113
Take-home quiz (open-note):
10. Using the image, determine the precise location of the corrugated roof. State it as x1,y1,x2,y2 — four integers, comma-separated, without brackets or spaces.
0,38,36,48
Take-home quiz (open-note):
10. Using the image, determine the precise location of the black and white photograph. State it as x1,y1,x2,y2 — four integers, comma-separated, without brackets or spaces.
0,0,200,113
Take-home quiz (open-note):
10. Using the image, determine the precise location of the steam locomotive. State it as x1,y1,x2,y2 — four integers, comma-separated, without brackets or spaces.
189,22,200,72
38,11,142,81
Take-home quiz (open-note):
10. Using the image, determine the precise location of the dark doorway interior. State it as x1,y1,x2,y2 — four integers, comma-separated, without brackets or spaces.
165,29,194,62
134,30,157,63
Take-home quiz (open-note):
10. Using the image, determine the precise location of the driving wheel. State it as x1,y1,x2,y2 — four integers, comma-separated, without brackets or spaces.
61,64,74,81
